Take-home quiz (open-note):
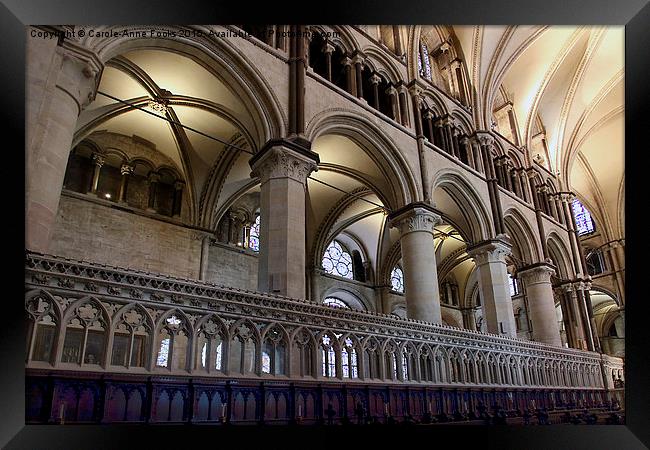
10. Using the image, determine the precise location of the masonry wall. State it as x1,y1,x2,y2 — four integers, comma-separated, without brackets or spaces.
49,194,202,279
205,242,259,291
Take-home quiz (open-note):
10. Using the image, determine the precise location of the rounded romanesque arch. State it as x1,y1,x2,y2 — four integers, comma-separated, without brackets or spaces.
503,207,543,266
431,169,493,244
306,110,419,210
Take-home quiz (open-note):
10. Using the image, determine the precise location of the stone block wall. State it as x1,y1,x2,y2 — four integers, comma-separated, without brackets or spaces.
206,242,259,291
49,195,201,279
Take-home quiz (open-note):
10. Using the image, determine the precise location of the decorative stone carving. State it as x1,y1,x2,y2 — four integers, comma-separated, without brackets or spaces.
250,146,318,185
388,206,441,236
519,264,555,285
466,237,512,266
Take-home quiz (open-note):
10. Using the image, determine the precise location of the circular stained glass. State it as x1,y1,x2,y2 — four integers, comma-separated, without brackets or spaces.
322,241,353,279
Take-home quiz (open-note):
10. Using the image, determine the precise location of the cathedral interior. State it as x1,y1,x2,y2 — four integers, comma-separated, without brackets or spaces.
25,24,625,425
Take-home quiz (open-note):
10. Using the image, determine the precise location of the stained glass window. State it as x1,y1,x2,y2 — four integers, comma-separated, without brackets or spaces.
262,351,271,373
402,353,409,380
508,273,518,296
323,297,350,309
215,341,223,370
572,199,595,235
322,240,353,279
248,215,260,252
156,338,170,367
342,338,358,379
321,335,336,377
390,266,404,293
421,43,432,80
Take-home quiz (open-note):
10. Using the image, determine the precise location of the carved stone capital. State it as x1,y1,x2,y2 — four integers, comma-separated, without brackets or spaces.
422,110,435,121
385,85,398,96
474,132,495,148
369,74,381,85
466,236,512,265
92,153,105,166
250,140,319,185
323,42,336,54
55,42,104,113
388,203,441,236
148,172,160,183
174,180,186,190
518,263,556,285
120,164,134,176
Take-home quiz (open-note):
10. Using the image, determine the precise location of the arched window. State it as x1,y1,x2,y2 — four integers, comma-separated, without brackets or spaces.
341,338,358,379
155,314,189,371
508,272,519,296
262,326,286,376
61,301,107,366
322,240,353,279
293,330,315,377
229,323,257,375
390,266,404,293
248,215,260,252
572,199,595,235
401,353,409,380
26,295,58,364
111,307,150,369
321,335,336,377
419,43,432,80
196,318,224,373
323,297,350,309
586,249,605,275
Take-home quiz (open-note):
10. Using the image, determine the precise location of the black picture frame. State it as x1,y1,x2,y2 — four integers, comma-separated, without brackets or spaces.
3,0,649,448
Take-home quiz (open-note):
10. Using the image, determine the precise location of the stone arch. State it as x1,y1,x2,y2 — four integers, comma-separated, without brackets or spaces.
361,47,404,84
321,286,372,311
546,232,574,280
306,110,419,210
431,169,493,243
503,207,543,266
80,26,285,145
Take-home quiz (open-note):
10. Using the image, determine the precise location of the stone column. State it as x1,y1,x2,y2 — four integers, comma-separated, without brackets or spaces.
323,42,335,82
388,203,442,324
146,172,160,212
519,170,532,203
341,57,354,96
353,54,365,99
89,153,105,195
117,164,134,203
518,264,562,346
423,110,436,145
26,36,102,253
171,181,185,218
460,136,474,168
199,236,211,281
369,73,381,110
466,237,517,337
397,84,410,127
386,85,400,122
250,139,319,299
462,309,477,331
564,284,587,349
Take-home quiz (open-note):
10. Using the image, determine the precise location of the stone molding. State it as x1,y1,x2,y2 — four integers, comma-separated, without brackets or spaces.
518,263,556,285
250,145,318,185
25,252,607,364
387,203,441,237
466,236,512,265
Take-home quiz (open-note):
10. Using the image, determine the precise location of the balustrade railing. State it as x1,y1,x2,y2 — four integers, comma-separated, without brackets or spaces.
25,252,620,390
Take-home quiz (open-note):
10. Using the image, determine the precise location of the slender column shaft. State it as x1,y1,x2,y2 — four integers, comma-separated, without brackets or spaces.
90,154,104,194
118,164,134,203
